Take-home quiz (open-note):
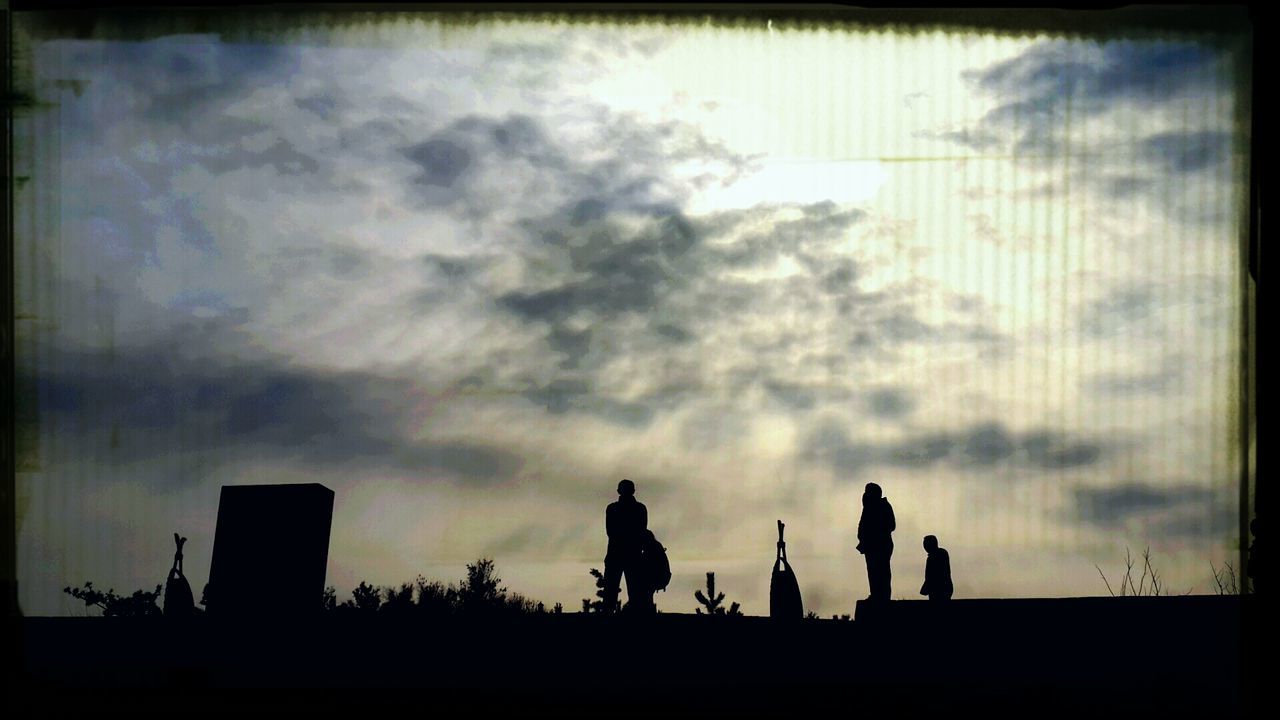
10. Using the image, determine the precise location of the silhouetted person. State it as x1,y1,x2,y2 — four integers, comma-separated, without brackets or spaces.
604,479,649,614
919,535,953,601
857,482,895,602
164,533,196,617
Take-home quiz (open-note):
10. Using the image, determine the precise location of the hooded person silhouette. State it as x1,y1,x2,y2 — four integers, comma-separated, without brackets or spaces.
857,483,896,602
603,479,651,614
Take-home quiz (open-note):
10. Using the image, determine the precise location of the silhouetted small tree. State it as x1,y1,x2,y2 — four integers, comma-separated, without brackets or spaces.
64,582,163,617
457,557,506,613
1210,561,1240,595
694,572,741,616
322,586,337,612
1096,547,1174,597
581,567,616,613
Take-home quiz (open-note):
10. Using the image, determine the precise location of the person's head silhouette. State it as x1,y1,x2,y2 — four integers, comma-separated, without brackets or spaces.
617,479,636,497
923,535,939,553
863,482,882,506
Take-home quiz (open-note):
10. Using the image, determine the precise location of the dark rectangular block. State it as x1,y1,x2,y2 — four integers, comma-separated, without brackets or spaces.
206,483,334,616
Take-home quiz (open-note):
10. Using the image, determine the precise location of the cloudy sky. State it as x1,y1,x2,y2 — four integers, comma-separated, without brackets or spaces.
14,15,1252,616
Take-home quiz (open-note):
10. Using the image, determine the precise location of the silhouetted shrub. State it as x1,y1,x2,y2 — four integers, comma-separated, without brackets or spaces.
380,582,416,614
64,582,163,617
326,559,546,617
694,572,741,616
339,581,384,613
414,576,457,616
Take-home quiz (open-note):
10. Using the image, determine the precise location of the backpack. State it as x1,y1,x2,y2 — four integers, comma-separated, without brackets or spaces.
644,535,672,593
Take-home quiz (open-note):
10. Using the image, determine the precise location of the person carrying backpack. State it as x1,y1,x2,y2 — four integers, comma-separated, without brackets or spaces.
604,479,650,614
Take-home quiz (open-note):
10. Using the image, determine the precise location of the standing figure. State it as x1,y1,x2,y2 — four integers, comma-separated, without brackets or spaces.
856,482,896,602
920,535,953,601
604,479,650,614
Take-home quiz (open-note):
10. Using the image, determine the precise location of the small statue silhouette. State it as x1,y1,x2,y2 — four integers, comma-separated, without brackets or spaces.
164,532,196,617
770,520,803,620
920,535,953,601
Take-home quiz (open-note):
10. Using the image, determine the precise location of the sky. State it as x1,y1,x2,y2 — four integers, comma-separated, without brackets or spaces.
13,15,1253,617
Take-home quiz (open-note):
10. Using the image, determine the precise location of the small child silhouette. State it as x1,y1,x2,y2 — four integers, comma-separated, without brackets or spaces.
920,535,953,601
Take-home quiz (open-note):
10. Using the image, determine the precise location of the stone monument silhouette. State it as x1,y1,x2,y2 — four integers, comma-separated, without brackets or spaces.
205,483,334,616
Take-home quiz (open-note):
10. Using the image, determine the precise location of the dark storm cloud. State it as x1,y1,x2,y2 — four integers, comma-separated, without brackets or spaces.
196,135,322,177
1019,430,1103,469
953,40,1223,157
1080,285,1157,339
546,326,593,370
1087,366,1179,396
694,202,866,271
653,323,693,343
861,306,1009,356
50,37,301,147
1139,130,1233,174
498,213,700,324
295,95,337,119
21,333,524,486
883,431,954,468
763,381,818,411
803,421,879,477
963,422,1016,465
932,40,1238,226
1103,175,1154,199
877,309,933,343
398,109,777,427
1071,482,1230,538
401,114,572,210
522,379,590,415
806,419,1104,477
391,104,1005,429
521,379,654,429
865,386,916,420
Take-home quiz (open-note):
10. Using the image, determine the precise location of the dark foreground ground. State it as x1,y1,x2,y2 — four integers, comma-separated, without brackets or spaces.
13,595,1257,716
